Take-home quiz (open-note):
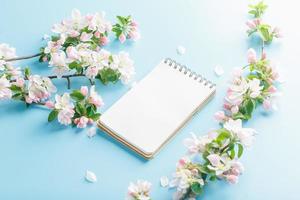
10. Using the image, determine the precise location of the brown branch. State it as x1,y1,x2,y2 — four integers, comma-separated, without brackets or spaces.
4,53,42,62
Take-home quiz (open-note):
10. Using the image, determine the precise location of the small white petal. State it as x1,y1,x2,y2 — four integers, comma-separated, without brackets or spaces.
87,127,97,138
85,170,97,183
176,46,186,55
160,176,169,187
43,34,50,40
214,65,224,76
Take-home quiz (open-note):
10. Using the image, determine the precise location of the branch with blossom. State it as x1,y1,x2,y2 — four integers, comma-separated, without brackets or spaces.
167,2,282,199
0,9,140,128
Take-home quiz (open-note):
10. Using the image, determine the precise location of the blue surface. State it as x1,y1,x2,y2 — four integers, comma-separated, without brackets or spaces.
0,0,299,199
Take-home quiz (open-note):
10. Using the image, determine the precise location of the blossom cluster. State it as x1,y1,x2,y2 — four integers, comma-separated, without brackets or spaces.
246,1,282,43
0,44,57,103
112,15,140,43
166,1,282,199
127,180,152,200
40,9,138,84
46,85,103,127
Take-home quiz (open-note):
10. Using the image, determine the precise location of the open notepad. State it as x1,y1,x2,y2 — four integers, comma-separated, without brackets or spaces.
97,58,216,159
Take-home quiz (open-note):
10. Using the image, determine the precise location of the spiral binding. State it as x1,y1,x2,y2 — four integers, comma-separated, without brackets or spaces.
164,58,216,89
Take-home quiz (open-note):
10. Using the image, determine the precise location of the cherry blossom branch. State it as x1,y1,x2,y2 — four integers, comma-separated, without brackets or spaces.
4,53,41,62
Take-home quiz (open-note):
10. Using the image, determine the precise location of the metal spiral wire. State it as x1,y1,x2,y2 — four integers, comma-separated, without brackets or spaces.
164,58,216,88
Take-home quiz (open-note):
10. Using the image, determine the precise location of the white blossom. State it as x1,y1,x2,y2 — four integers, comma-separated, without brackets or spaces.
127,180,152,200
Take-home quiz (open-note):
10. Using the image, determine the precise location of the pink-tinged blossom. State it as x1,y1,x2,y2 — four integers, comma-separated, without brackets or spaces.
127,180,152,200
45,100,55,109
27,75,57,103
49,51,69,78
0,76,12,100
66,46,80,60
88,85,104,107
80,32,93,42
5,65,22,79
248,78,263,98
169,157,204,200
221,160,244,184
224,119,256,147
54,93,75,125
100,36,109,46
85,66,100,79
214,110,227,122
247,48,257,64
184,132,214,154
80,86,88,96
14,78,25,87
74,116,89,128
119,33,126,43
54,93,74,110
57,108,75,125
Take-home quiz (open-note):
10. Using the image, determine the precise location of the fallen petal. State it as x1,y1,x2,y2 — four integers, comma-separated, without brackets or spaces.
160,176,169,187
85,170,97,183
176,46,186,55
214,65,224,76
87,127,97,138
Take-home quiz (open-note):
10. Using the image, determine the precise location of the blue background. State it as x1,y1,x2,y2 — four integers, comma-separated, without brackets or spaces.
0,0,299,199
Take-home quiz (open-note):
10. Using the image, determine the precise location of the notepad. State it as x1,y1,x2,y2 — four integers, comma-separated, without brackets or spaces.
97,58,216,159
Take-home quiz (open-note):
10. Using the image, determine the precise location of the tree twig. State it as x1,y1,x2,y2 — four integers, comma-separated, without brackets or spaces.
4,53,42,62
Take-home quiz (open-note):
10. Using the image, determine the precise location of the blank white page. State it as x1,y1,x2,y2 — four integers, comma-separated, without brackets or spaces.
99,59,216,156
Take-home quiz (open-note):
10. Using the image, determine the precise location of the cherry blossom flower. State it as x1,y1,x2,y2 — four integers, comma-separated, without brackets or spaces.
27,75,57,103
88,85,104,107
224,119,256,147
54,93,74,110
57,107,75,125
74,116,89,128
112,52,135,84
247,48,257,64
0,76,12,100
184,132,215,154
127,180,152,200
54,93,75,125
169,157,204,200
214,110,227,122
248,78,263,98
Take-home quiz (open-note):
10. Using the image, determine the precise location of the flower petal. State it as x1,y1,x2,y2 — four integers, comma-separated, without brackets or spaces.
176,45,186,55
85,170,97,183
214,65,224,76
160,176,169,187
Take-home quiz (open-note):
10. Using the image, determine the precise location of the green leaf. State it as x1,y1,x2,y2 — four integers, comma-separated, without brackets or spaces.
10,85,22,92
232,112,247,120
48,109,58,122
216,129,231,145
238,144,244,158
245,99,255,117
11,93,23,100
98,68,121,85
70,90,85,101
258,25,273,43
68,61,80,70
51,35,60,42
191,182,203,195
24,67,30,78
89,113,101,121
75,103,86,115
229,148,235,159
